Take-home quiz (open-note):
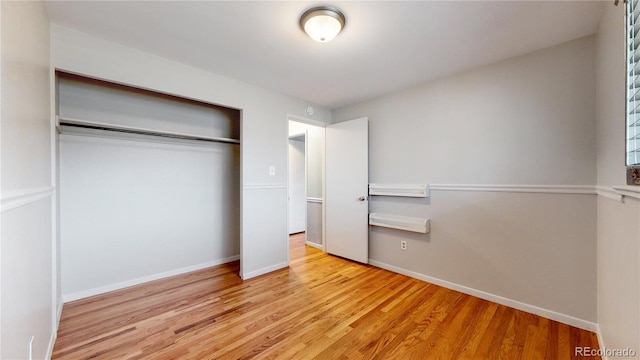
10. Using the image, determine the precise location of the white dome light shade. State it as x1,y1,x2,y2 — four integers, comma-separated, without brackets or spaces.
300,6,345,43
303,14,342,42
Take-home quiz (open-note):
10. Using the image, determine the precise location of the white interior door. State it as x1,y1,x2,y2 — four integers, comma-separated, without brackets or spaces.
325,117,368,263
288,136,306,234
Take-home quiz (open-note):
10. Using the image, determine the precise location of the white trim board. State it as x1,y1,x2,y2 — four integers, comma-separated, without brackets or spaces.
1,186,55,212
595,325,609,360
46,331,57,360
240,261,288,280
243,183,287,190
596,186,624,202
595,186,624,202
596,185,640,202
62,255,239,302
611,185,640,199
305,241,323,250
368,259,597,332
383,183,640,200
46,299,63,360
429,184,595,195
56,299,63,327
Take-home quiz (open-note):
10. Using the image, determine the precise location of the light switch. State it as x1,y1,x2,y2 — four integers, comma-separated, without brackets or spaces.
269,165,276,176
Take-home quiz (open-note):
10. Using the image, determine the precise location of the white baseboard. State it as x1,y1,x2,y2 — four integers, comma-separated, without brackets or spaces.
46,299,64,359
305,241,323,250
46,332,56,360
56,298,63,325
241,261,288,280
595,324,609,360
368,259,598,332
58,299,63,318
62,255,239,302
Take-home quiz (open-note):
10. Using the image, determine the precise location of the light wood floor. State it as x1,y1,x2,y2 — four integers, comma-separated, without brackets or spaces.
53,233,600,359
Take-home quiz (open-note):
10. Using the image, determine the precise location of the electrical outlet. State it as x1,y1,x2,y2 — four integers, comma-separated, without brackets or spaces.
401,240,407,250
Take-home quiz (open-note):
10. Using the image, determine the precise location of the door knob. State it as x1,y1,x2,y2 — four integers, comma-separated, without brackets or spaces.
358,196,366,201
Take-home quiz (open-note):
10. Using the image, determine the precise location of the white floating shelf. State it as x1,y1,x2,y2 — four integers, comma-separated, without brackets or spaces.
368,184,429,197
369,213,430,234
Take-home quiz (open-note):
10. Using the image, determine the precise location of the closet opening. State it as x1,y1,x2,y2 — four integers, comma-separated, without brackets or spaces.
56,72,241,302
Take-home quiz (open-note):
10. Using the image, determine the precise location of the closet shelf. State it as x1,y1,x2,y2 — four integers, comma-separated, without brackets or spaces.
57,117,240,145
369,213,430,234
369,184,429,197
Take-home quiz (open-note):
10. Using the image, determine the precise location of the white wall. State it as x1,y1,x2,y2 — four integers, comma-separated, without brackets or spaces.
289,121,324,198
596,5,626,188
595,4,640,358
50,25,331,281
288,137,306,234
333,36,598,328
60,135,240,300
0,1,55,358
305,200,323,248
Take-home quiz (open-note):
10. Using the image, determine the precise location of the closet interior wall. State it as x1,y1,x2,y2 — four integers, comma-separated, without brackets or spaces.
57,73,241,301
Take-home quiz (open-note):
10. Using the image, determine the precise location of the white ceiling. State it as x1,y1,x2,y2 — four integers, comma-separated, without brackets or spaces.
44,1,606,109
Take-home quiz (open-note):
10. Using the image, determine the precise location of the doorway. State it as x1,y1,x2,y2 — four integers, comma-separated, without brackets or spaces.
287,117,325,250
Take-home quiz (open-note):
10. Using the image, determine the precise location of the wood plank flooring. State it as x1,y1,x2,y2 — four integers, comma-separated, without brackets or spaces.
52,233,600,359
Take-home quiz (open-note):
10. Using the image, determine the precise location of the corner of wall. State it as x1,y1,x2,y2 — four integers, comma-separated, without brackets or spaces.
595,3,640,356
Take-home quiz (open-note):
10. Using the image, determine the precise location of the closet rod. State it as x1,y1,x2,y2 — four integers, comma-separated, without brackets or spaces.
58,117,240,145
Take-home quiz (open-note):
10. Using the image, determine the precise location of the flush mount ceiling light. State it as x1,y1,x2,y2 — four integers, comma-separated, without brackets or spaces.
300,6,346,43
